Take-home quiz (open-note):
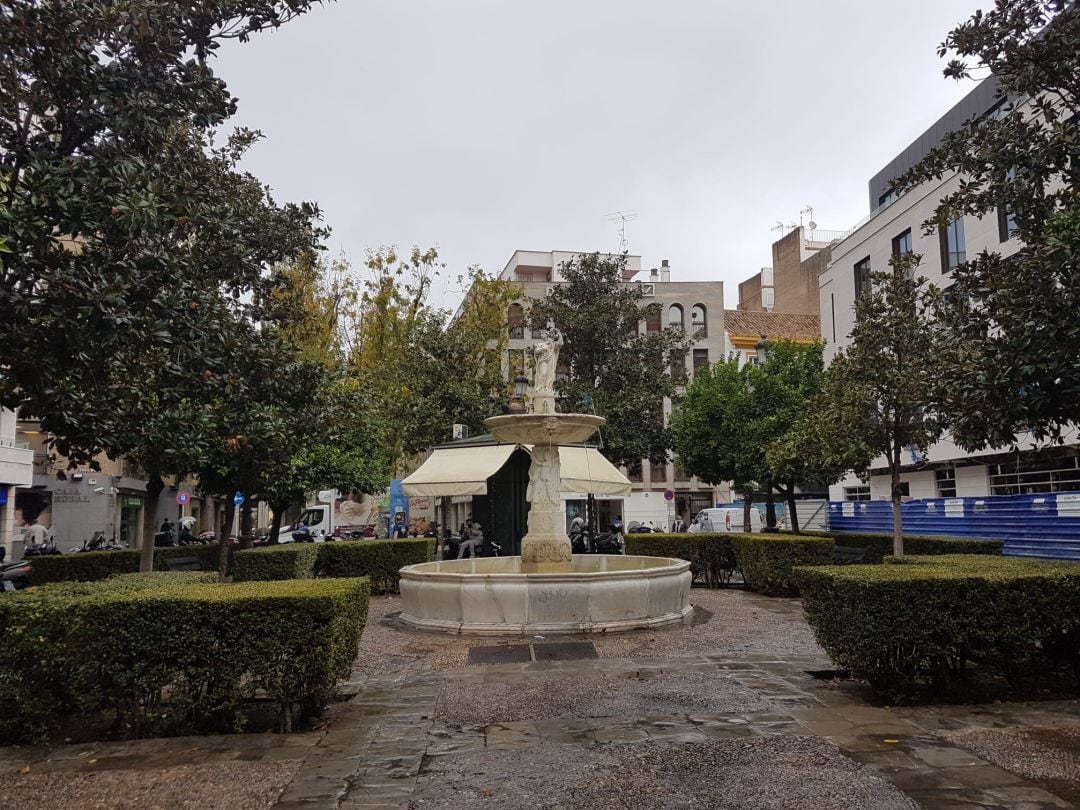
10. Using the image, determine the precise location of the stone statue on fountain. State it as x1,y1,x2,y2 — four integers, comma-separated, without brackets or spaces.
531,327,563,415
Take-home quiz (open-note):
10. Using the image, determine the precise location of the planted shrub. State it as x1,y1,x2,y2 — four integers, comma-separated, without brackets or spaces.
795,555,1080,702
27,544,231,585
624,533,737,587
232,544,319,581
316,538,435,594
731,534,834,596
818,531,1003,563
0,576,370,743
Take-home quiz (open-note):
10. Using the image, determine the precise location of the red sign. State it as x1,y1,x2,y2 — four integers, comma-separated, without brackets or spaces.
176,491,190,505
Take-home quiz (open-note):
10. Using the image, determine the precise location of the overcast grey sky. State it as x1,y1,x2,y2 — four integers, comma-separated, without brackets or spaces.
216,0,984,308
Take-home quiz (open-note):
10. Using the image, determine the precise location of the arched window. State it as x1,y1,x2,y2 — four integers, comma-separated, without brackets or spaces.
667,304,684,331
691,304,707,337
508,303,525,339
644,304,662,333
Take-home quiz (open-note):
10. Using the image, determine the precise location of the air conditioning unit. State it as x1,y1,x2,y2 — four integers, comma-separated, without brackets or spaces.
452,424,470,440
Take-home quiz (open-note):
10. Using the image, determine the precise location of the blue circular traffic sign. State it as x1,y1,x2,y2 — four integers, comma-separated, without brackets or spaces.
233,491,245,506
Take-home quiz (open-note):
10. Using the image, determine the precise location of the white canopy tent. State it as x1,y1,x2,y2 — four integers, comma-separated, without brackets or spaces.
401,444,631,498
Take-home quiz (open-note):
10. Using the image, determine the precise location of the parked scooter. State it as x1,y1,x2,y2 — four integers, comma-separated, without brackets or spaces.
0,559,30,592
569,522,625,555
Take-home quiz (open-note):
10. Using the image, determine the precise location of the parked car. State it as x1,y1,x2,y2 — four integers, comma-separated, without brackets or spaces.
688,507,763,534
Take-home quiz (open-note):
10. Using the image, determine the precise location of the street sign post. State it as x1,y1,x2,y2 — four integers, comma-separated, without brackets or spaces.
231,492,245,543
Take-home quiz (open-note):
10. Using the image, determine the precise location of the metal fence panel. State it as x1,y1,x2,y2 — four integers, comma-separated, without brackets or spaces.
826,492,1080,560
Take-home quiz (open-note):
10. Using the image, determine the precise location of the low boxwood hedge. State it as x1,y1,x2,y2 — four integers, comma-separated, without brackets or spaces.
232,544,320,581
623,533,737,587
0,575,370,743
806,531,1004,563
27,544,232,585
731,534,835,596
795,555,1080,702
316,538,436,594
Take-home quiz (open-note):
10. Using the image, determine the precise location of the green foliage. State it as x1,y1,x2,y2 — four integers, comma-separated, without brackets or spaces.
898,2,1080,449
796,555,1080,702
232,545,320,582
0,576,370,743
624,533,737,588
28,545,231,584
530,253,692,467
730,534,835,596
822,532,1003,563
316,539,435,594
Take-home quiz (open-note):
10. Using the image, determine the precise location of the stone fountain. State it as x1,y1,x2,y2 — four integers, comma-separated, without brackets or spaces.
398,331,692,635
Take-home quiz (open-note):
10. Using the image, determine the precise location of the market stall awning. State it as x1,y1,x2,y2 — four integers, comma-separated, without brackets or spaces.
401,443,632,498
554,446,632,497
401,445,517,497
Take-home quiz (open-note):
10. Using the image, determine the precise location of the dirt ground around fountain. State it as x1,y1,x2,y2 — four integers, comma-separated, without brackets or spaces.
5,588,1080,809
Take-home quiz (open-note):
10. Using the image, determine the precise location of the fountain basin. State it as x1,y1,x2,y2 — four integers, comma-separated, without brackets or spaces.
484,413,606,445
398,555,692,635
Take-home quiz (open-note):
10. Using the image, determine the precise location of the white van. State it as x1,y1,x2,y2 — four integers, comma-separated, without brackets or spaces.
689,507,762,534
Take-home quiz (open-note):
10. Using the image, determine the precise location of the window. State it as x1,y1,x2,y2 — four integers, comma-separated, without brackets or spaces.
690,304,707,337
939,217,966,272
667,304,684,331
507,303,525,339
625,460,643,483
891,228,912,258
989,454,1080,495
669,350,687,383
528,307,548,339
997,204,1018,242
935,467,957,498
692,348,709,375
507,348,525,381
843,486,871,501
644,303,661,333
673,457,688,482
853,257,872,297
877,189,897,208
895,482,911,498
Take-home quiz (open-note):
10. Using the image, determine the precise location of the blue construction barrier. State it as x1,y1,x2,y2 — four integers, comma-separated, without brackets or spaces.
827,492,1080,560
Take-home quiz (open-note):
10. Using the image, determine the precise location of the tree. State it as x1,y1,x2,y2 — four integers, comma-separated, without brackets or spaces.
530,253,692,467
751,340,827,533
897,0,1080,450
0,2,325,465
350,248,519,462
670,358,762,531
804,255,945,555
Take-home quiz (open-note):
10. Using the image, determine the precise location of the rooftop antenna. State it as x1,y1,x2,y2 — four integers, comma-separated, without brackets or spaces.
800,205,817,234
606,209,639,253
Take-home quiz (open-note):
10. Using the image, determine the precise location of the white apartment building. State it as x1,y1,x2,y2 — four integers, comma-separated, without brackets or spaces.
496,250,729,528
0,409,34,558
820,77,1078,502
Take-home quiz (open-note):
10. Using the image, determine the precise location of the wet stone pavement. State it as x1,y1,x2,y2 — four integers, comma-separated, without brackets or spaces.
3,590,1079,809
269,591,1080,809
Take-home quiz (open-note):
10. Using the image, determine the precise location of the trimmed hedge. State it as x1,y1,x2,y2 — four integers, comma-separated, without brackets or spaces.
232,544,320,582
624,533,737,587
731,534,835,596
0,576,370,743
316,538,436,594
802,531,1004,563
27,544,231,585
795,555,1080,702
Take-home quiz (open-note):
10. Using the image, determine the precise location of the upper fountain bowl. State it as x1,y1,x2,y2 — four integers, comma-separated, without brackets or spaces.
484,413,605,445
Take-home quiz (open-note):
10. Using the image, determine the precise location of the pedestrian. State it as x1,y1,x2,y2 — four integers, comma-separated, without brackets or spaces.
672,514,687,533
459,518,483,559
391,512,408,539
23,516,47,549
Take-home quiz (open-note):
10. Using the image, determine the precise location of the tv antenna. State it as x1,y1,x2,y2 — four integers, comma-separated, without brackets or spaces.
606,209,639,253
800,205,817,232
771,221,796,235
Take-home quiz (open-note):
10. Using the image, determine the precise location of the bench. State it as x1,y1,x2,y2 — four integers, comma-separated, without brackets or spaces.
833,546,869,565
162,555,203,572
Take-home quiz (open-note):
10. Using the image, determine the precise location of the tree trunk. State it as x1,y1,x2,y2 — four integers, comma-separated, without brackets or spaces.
219,506,232,582
267,501,287,547
765,484,777,531
891,462,904,557
743,490,752,532
787,487,800,534
141,474,165,573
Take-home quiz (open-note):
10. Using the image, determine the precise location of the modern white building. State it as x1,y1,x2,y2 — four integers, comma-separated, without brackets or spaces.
0,409,34,558
819,77,1078,502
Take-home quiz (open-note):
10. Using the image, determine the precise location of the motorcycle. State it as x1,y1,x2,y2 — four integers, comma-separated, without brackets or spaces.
0,559,30,592
570,524,625,555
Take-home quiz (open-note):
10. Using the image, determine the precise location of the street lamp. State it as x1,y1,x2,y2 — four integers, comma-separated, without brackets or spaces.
755,335,769,366
509,374,529,414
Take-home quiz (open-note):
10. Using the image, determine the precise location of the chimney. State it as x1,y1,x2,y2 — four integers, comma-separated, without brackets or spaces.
660,259,671,283
650,267,659,281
